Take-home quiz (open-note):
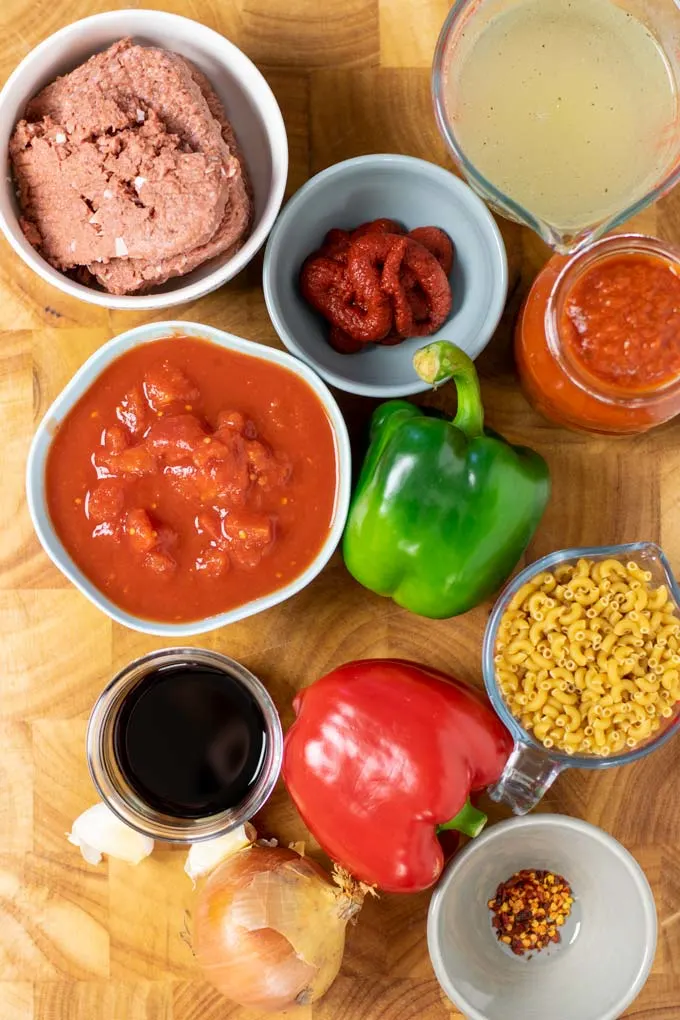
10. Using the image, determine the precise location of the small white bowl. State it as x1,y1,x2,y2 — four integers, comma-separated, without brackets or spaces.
26,322,351,637
263,154,508,398
0,10,288,309
427,815,657,1020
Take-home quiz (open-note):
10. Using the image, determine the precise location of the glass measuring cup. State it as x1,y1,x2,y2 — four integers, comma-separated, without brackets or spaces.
483,543,680,814
432,0,680,254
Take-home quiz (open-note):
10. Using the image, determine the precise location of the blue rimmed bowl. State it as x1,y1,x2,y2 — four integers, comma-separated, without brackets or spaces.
25,320,351,638
263,153,508,398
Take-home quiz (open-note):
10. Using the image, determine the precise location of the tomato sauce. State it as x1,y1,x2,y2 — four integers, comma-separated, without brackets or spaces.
515,237,680,435
46,337,338,622
561,253,680,391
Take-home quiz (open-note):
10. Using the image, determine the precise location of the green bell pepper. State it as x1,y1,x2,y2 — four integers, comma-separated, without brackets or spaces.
343,341,551,618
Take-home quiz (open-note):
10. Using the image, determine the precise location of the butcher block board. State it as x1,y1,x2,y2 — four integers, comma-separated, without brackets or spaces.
1,1,680,1018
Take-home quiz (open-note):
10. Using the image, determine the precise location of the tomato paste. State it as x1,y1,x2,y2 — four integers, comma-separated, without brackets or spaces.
300,220,453,353
46,336,338,622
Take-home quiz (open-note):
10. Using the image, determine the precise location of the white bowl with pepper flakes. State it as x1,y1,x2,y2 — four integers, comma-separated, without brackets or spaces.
0,10,287,309
427,815,657,1020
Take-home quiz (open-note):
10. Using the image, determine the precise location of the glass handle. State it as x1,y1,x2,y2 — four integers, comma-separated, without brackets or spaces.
487,741,565,815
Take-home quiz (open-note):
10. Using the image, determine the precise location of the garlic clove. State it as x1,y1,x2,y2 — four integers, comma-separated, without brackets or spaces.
185,822,256,886
67,803,154,866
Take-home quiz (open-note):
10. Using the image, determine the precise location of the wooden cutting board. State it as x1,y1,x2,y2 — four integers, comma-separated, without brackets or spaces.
1,1,679,1018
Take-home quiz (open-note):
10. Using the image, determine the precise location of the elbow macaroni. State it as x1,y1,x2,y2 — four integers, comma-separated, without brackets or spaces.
495,558,680,757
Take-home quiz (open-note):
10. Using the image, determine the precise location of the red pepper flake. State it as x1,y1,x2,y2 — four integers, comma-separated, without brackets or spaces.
488,869,574,957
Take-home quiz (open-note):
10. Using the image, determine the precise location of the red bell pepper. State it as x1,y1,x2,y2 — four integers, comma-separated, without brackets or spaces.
283,659,513,893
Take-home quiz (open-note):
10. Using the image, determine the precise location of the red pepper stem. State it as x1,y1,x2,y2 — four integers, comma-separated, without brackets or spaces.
436,798,488,838
412,341,485,439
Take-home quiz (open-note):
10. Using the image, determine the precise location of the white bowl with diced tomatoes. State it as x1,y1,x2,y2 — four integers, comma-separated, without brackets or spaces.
26,321,351,636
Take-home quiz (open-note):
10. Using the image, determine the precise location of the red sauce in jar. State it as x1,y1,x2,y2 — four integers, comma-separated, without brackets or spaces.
561,253,680,391
46,336,338,623
515,235,680,435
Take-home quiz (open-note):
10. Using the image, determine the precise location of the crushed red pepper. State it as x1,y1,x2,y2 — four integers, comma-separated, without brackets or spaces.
488,869,574,957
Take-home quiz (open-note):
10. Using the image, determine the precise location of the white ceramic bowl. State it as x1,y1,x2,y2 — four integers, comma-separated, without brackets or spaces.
0,10,288,309
26,321,351,636
263,154,508,398
427,815,657,1020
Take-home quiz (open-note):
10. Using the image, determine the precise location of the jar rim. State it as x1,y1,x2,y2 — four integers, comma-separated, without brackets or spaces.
545,233,680,407
86,647,283,843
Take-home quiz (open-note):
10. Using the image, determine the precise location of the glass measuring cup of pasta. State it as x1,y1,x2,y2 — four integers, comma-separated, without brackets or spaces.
483,543,680,814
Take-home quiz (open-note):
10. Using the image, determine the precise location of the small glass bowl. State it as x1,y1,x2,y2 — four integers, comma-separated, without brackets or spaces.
483,542,680,814
87,647,283,842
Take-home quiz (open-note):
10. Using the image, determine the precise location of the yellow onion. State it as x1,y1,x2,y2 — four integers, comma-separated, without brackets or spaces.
193,843,365,1011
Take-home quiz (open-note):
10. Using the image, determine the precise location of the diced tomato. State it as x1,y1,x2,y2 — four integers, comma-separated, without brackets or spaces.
125,508,157,554
116,387,147,435
86,481,125,524
223,511,273,549
144,549,177,575
163,462,199,500
195,459,250,506
214,409,259,440
191,437,232,470
222,511,273,569
244,438,273,475
143,361,199,411
215,410,247,433
244,439,291,490
194,510,223,542
145,414,207,464
156,525,178,551
105,445,157,477
229,545,267,570
194,547,230,578
103,424,128,455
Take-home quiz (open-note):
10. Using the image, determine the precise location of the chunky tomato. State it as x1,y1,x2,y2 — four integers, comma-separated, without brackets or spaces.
46,337,338,623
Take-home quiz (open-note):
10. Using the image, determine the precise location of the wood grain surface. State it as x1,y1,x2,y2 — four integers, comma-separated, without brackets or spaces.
0,1,679,1018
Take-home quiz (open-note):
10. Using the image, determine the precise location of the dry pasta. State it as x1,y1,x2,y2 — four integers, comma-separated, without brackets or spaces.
495,558,680,757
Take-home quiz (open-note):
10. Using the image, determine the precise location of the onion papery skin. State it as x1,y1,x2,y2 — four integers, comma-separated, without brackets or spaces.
193,845,357,1012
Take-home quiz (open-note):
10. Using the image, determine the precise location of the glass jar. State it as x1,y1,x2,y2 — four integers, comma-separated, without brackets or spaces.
87,647,283,842
515,234,680,434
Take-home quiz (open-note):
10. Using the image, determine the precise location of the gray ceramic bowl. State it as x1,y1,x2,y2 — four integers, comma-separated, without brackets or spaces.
263,154,508,397
25,321,351,638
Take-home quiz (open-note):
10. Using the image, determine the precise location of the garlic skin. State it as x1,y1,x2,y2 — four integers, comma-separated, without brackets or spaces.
67,803,154,865
185,822,256,886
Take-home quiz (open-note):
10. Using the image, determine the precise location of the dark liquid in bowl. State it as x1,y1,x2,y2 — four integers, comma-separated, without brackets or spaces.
113,664,267,818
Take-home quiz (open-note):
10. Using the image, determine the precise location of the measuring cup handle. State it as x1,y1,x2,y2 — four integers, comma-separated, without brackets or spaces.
487,741,565,815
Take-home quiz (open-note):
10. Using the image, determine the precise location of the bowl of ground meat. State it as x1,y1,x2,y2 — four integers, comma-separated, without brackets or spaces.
0,10,288,309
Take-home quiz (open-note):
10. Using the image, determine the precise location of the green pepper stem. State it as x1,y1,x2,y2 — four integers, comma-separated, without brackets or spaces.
436,798,488,838
413,341,485,439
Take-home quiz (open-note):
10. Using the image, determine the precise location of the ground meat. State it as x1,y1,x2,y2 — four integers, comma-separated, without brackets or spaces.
9,38,252,295
90,57,253,294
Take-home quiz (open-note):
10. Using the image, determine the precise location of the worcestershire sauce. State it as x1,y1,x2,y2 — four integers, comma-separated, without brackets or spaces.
113,664,267,818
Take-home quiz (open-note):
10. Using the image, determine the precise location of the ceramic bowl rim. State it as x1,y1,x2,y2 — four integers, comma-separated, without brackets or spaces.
427,813,658,1020
0,9,289,310
25,320,351,636
262,152,508,397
